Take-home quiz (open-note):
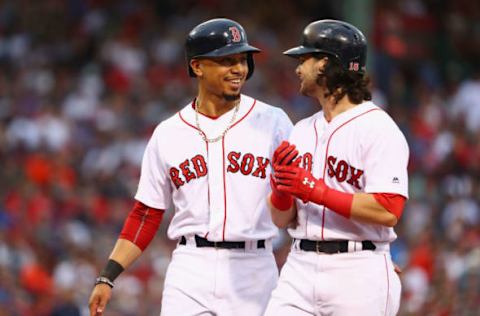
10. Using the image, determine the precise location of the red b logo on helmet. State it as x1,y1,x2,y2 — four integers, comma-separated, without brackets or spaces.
229,26,242,42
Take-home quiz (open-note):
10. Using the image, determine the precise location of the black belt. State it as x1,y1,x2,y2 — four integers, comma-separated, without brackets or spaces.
180,235,265,249
297,239,376,254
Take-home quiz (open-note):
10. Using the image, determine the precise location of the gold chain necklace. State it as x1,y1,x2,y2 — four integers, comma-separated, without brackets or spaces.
194,99,240,143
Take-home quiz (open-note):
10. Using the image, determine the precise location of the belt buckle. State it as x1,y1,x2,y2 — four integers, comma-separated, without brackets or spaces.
315,241,321,254
213,241,219,248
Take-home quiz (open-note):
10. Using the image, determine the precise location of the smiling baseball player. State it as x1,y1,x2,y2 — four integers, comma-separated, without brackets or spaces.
264,20,409,316
88,18,292,316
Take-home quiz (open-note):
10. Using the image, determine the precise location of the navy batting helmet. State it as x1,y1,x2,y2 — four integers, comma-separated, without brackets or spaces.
185,18,260,79
284,19,367,73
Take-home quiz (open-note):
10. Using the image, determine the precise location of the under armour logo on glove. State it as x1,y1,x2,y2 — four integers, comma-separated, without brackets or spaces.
274,165,325,203
302,177,315,188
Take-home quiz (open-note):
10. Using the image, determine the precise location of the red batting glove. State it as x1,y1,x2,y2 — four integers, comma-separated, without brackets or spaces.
274,165,353,218
272,141,298,167
269,175,294,211
269,141,302,211
274,165,326,203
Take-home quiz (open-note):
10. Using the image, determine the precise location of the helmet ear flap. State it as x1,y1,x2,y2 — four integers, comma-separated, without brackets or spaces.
188,65,196,77
188,59,196,77
246,53,255,80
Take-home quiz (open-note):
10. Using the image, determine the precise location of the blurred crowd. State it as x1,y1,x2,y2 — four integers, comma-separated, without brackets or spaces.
0,0,479,315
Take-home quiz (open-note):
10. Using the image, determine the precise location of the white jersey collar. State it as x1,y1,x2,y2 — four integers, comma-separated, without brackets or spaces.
321,101,379,127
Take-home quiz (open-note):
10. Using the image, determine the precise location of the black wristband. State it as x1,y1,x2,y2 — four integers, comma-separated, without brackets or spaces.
100,259,124,282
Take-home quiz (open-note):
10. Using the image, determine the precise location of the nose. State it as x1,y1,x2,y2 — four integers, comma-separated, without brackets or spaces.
295,65,302,77
231,59,247,75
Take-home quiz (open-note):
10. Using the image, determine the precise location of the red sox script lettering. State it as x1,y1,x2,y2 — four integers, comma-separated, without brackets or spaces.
170,154,208,189
169,152,269,189
227,152,269,178
326,155,364,189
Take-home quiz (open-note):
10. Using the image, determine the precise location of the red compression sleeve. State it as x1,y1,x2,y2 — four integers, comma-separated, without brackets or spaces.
373,193,406,219
319,186,354,218
119,201,164,251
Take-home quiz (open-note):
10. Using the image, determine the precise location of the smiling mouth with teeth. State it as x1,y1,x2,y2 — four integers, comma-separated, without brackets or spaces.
227,79,242,87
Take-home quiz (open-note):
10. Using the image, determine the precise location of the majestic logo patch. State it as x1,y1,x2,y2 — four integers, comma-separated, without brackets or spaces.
392,177,399,184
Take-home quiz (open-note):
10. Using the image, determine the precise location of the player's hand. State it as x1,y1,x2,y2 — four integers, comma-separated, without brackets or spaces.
271,156,301,198
269,156,302,211
274,165,326,203
393,263,402,275
270,174,290,199
88,284,112,316
272,141,298,167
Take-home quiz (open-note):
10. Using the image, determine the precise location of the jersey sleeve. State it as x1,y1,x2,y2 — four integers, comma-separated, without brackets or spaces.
274,108,294,148
288,121,302,144
363,116,409,198
135,125,172,209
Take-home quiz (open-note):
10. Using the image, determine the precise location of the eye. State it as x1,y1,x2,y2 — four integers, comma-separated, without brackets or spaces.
226,57,247,66
212,55,247,66
217,57,228,64
298,54,311,65
216,57,234,66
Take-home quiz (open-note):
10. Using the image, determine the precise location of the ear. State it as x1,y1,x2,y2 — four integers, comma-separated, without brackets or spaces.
316,57,328,75
190,59,203,77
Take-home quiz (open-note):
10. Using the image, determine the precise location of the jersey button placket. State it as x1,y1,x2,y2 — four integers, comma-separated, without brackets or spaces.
207,140,225,240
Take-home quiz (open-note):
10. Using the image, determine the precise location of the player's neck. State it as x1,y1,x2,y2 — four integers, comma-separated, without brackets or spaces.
195,93,239,117
319,94,357,122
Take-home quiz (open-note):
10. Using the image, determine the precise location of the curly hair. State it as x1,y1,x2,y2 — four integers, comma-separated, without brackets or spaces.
315,54,372,104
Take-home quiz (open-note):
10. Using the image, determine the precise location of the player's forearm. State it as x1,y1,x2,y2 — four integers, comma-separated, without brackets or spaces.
268,193,297,228
270,208,297,229
350,193,398,227
108,238,143,270
306,183,399,227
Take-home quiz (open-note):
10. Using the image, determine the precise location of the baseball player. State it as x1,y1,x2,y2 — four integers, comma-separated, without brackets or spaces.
264,20,409,316
88,18,293,316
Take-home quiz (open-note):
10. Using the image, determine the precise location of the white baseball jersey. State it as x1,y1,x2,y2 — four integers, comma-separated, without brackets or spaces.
135,94,293,241
288,101,409,242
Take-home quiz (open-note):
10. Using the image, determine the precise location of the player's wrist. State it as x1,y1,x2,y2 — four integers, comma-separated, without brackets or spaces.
270,191,294,211
270,175,294,211
322,186,353,218
95,276,115,288
298,173,321,203
97,259,124,287
307,180,353,218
